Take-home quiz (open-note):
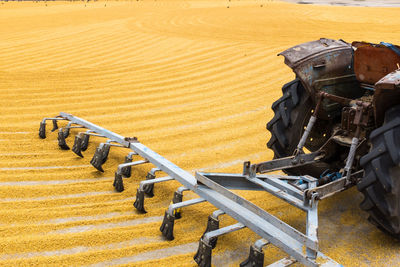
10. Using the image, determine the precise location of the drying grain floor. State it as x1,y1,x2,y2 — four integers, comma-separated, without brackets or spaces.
0,1,399,266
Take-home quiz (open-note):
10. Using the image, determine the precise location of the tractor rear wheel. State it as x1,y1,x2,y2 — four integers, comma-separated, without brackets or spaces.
266,79,336,177
358,105,400,238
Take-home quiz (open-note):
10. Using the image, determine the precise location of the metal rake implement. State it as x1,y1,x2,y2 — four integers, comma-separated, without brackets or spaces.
39,112,343,267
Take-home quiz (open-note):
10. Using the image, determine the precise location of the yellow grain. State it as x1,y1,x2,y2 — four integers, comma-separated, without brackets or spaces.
1,1,399,266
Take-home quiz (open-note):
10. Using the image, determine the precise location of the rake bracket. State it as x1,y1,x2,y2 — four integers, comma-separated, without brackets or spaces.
124,136,139,143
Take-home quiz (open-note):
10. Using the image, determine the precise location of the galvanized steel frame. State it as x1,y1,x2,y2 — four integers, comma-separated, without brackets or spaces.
40,112,341,267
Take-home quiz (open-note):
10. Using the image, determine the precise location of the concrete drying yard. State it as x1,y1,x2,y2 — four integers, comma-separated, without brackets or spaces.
0,0,399,266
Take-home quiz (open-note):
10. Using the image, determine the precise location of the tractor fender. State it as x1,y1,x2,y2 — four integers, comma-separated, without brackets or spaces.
374,70,400,126
278,38,363,118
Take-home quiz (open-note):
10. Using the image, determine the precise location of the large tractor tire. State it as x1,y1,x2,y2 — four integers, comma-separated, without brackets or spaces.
358,105,400,238
266,79,335,177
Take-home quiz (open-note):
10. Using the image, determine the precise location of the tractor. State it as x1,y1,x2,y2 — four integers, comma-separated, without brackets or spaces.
267,38,400,238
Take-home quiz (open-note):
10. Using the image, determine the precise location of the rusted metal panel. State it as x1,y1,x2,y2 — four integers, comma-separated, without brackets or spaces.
279,38,351,69
353,42,400,85
278,39,361,118
278,39,355,95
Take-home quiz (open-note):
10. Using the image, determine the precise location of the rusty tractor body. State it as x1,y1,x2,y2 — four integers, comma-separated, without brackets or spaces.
269,38,400,237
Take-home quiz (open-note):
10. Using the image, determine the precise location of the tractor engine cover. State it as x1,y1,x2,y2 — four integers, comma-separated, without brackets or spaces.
279,38,363,119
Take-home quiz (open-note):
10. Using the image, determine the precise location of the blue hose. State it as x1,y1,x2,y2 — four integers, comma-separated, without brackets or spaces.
380,42,400,57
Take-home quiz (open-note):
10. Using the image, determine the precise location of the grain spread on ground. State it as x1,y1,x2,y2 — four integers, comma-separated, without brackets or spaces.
0,1,399,266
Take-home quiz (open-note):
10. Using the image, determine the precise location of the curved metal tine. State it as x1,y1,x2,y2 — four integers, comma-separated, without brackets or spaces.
240,239,269,267
116,154,147,174
194,222,245,267
39,117,66,139
57,128,70,150
117,155,147,178
63,122,86,138
90,140,127,172
119,152,138,178
56,122,86,150
160,198,206,240
200,210,225,248
171,186,190,219
72,132,85,157
90,141,111,172
142,167,161,196
71,130,106,157
133,175,173,213
113,158,149,192
113,171,124,192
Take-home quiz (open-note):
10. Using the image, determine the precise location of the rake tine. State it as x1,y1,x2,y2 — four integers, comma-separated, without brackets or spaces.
172,187,189,219
62,122,86,138
72,131,107,158
113,159,149,192
72,134,84,157
39,122,46,139
194,223,245,267
63,122,72,138
194,238,212,267
133,176,173,213
81,133,90,151
160,198,206,240
51,119,59,132
90,142,112,172
57,128,70,150
120,152,137,178
240,239,269,267
90,145,108,172
200,210,225,248
143,168,162,197
160,211,175,240
134,188,146,212
113,171,124,192
39,117,65,139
